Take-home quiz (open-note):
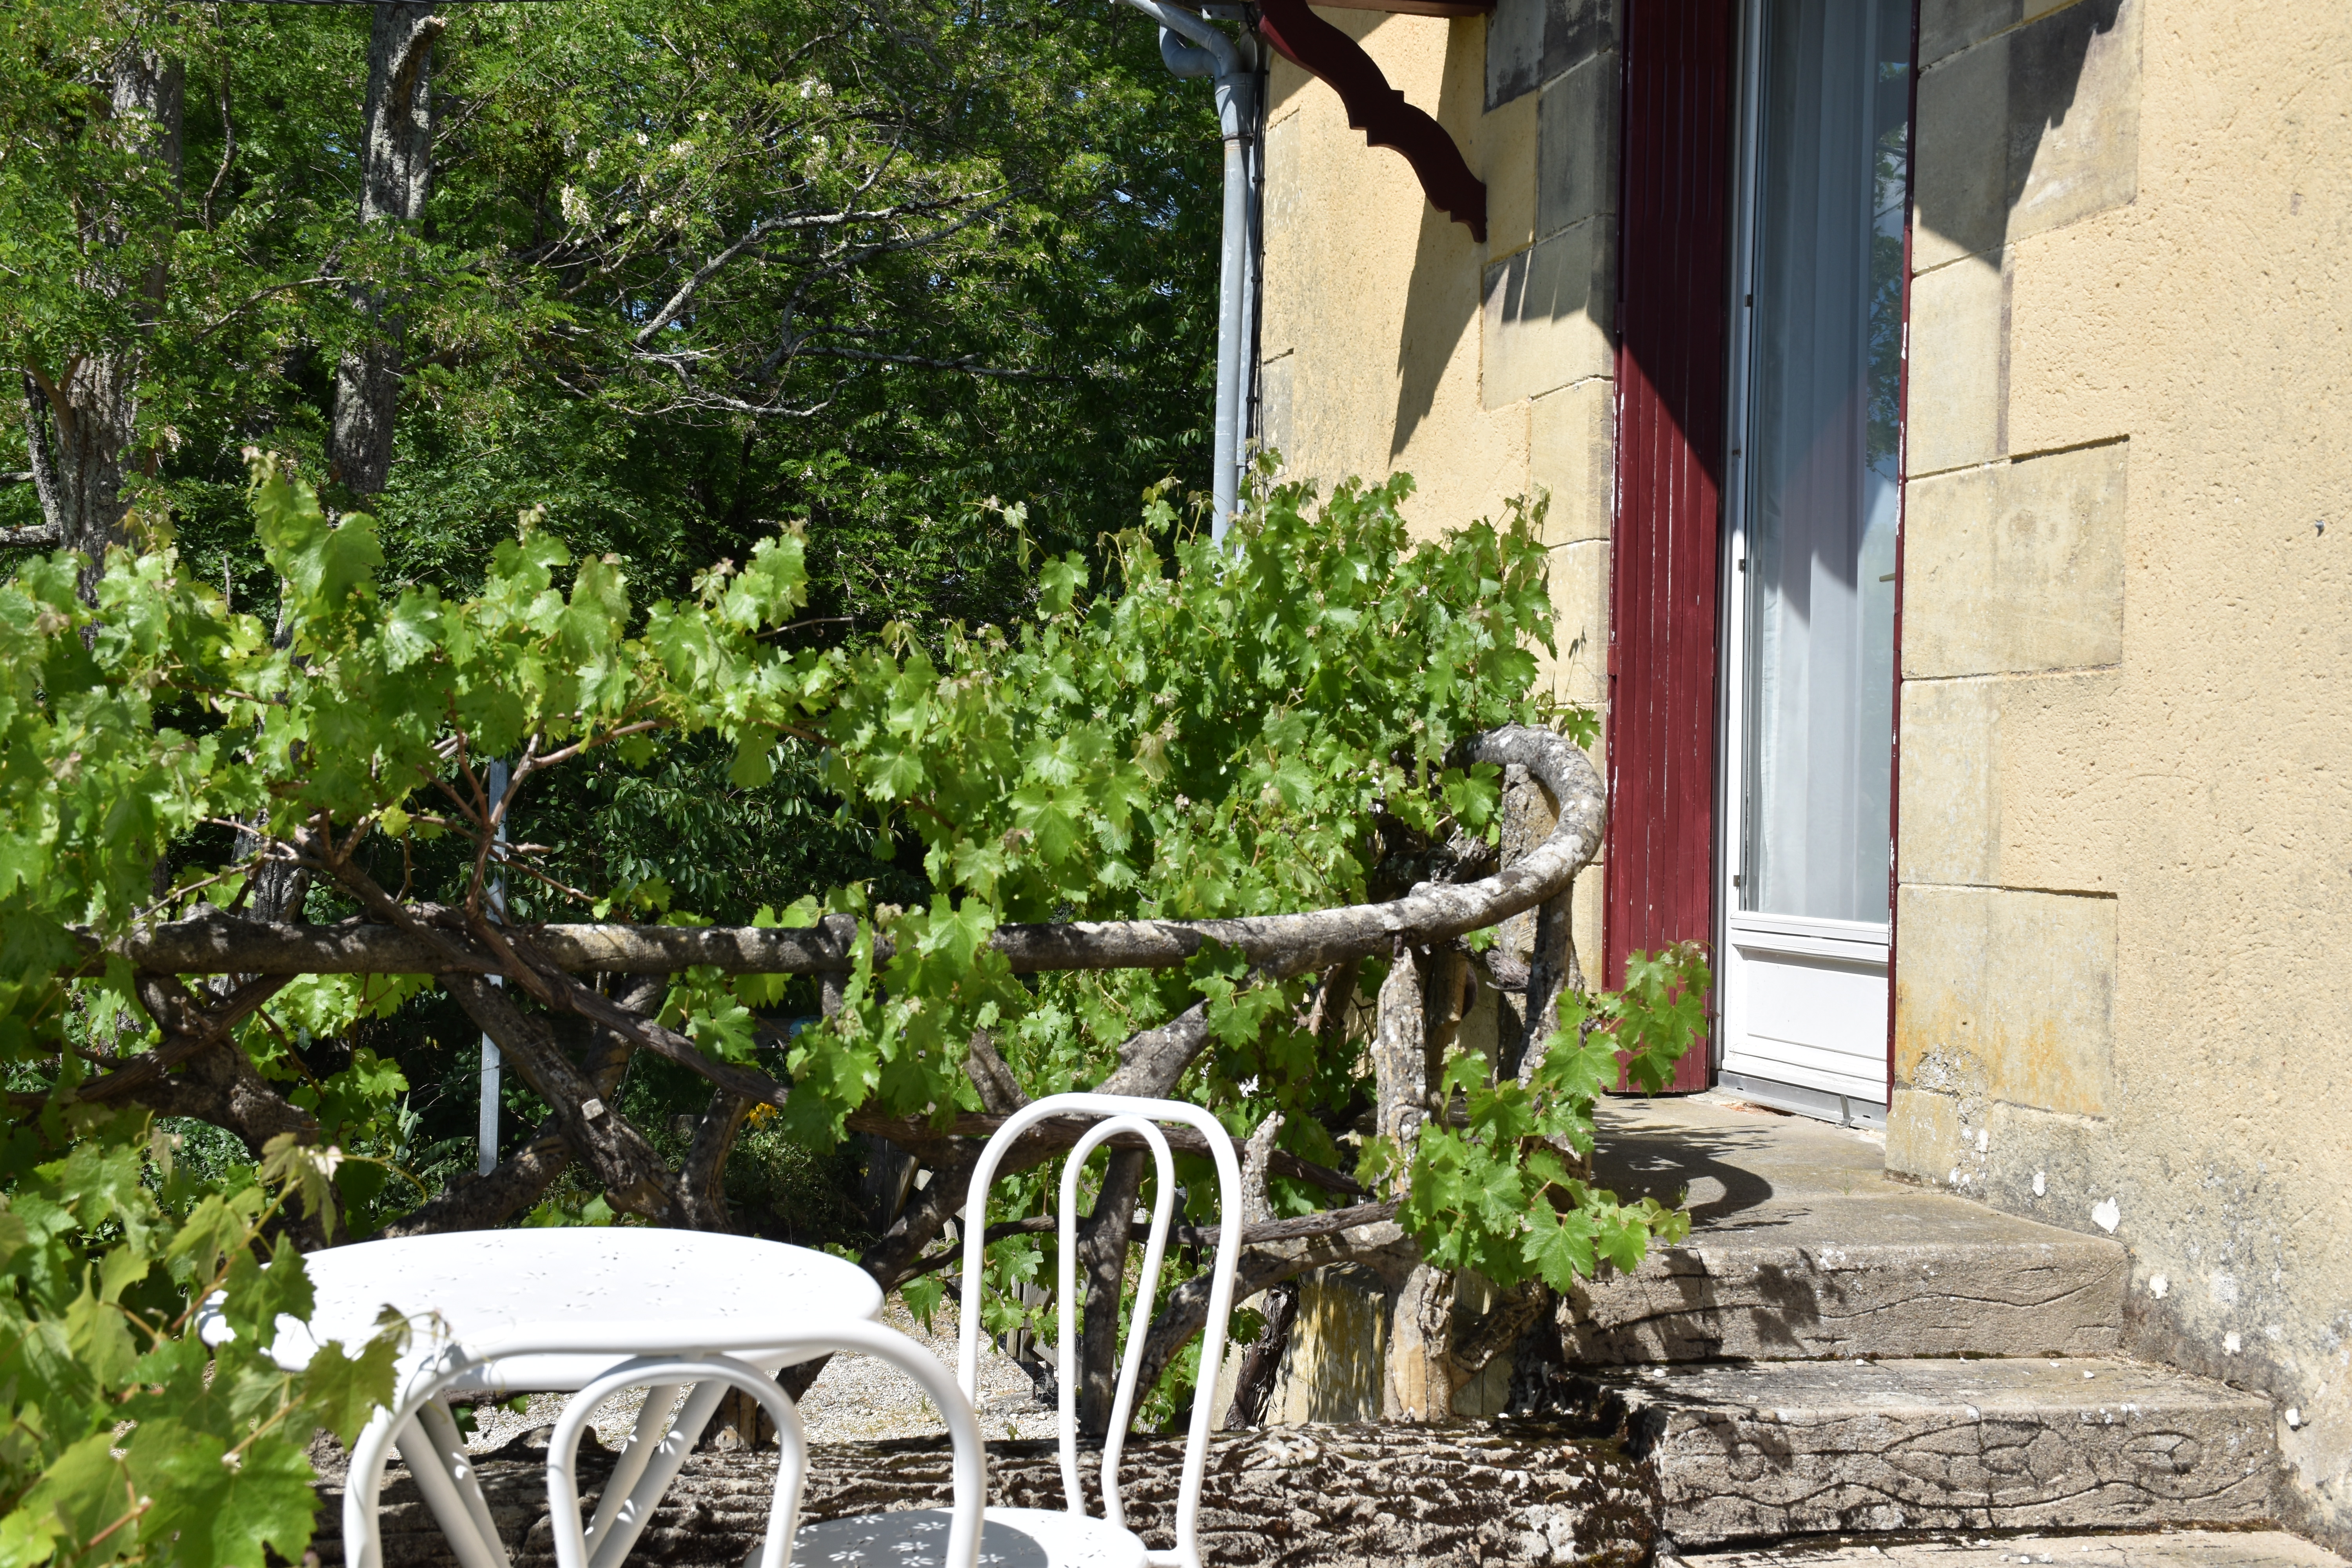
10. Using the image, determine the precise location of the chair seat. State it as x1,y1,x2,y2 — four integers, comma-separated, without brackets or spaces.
790,1506,1149,1568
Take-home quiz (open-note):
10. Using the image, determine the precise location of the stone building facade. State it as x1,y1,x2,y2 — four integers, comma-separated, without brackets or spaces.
1251,0,2348,1544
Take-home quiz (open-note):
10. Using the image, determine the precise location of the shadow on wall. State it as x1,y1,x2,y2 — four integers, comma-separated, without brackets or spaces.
1911,0,2135,264
1392,0,1620,459
1390,20,1491,459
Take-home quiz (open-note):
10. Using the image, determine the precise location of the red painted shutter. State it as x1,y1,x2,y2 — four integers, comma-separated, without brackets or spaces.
1605,0,1733,1092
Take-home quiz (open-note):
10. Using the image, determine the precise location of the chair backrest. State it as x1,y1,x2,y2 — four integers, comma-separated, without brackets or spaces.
956,1093,1242,1568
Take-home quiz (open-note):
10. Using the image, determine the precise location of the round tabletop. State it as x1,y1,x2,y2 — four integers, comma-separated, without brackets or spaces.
257,1228,884,1393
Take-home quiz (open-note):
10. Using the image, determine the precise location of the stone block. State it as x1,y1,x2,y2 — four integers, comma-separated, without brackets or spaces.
1265,1264,1389,1425
1904,439,2128,676
1887,1085,1966,1185
1541,0,1614,86
1484,89,1540,261
1898,670,2124,891
312,1424,1660,1568
1486,0,1548,110
1572,858,1604,985
1918,0,2031,69
1529,376,1614,543
1915,0,2140,270
1564,1222,2126,1363
1492,0,1615,109
1538,51,1617,239
1547,537,1609,706
1907,252,2009,476
1893,885,2115,1119
1890,1082,2114,1222
1483,218,1615,410
1894,679,2002,888
1592,1357,2278,1544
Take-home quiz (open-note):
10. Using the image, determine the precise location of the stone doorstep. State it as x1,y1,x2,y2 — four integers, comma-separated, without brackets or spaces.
1581,1358,2278,1547
1673,1529,2349,1568
1563,1230,2129,1365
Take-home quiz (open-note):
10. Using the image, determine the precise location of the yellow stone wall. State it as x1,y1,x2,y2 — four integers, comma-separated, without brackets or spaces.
1261,0,2350,1540
1885,0,2352,1541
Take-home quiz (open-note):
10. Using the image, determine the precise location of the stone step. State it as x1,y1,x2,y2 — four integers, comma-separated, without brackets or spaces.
1578,1093,2129,1364
1676,1530,2347,1568
1583,1357,2278,1546
1562,1216,2129,1363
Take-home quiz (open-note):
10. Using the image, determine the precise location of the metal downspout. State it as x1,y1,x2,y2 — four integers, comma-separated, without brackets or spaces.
1123,0,1261,544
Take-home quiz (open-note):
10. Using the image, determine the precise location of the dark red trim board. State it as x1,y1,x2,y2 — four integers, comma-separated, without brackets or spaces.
1605,0,1734,1093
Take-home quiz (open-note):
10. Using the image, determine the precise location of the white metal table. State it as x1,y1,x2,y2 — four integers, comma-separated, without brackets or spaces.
227,1228,901,1568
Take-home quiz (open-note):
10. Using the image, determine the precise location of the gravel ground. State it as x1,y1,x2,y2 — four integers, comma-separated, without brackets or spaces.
464,1297,1051,1455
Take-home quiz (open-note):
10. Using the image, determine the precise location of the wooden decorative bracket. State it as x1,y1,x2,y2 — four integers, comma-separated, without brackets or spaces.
1255,0,1488,241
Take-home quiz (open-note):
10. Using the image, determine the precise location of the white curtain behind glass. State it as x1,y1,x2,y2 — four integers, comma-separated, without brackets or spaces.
1739,0,1909,924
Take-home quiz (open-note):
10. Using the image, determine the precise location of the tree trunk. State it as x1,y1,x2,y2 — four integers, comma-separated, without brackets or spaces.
329,3,441,495
26,44,182,598
444,974,676,1221
1220,1277,1296,1429
1074,1147,1149,1436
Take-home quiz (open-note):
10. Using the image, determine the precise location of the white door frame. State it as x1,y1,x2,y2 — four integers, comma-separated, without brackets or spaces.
1711,0,1895,1129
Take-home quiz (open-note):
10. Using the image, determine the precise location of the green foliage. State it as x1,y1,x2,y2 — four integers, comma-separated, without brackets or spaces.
1391,942,1711,1293
0,0,1223,595
0,1117,401,1568
0,448,1691,1433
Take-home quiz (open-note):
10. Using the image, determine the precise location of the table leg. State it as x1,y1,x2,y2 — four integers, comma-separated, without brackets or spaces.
394,1407,513,1568
584,1379,728,1568
345,1406,405,1568
584,1383,682,1547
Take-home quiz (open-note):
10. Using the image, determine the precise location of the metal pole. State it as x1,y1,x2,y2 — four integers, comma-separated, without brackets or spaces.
1209,71,1257,542
1122,0,1260,544
477,758,507,1176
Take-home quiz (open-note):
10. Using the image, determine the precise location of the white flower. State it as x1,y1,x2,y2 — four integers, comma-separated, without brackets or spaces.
560,185,592,226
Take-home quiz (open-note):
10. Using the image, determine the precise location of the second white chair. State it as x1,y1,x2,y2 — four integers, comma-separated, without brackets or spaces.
788,1091,1244,1568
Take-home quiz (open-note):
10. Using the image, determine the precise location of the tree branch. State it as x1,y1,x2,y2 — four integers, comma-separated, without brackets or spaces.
843,1109,1363,1200
1133,1209,1425,1399
443,973,677,1220
105,724,1602,983
76,972,290,1104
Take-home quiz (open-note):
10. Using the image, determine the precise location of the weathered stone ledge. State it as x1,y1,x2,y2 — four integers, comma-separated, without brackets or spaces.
309,1421,1657,1568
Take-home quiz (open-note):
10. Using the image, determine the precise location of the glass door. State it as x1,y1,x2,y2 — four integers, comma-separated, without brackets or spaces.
1717,0,1911,1125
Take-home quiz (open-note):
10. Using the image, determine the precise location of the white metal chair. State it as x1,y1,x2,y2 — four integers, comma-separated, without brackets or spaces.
788,1092,1243,1568
340,1318,987,1568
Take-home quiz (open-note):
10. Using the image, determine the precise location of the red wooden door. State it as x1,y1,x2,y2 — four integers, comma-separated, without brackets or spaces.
1604,0,1734,1092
